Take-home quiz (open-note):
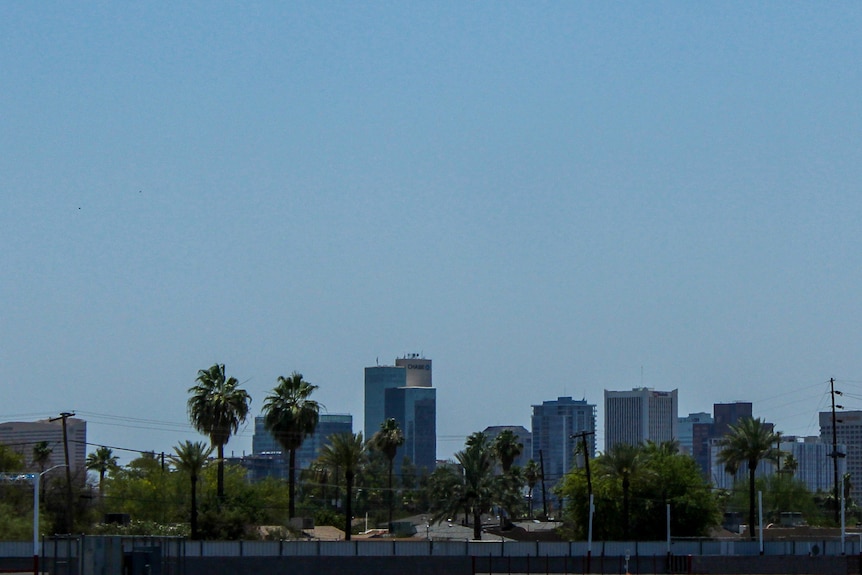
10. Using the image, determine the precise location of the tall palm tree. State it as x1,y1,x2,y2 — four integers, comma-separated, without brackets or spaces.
597,442,641,540
318,432,365,540
262,372,321,519
187,363,251,500
717,417,780,540
170,441,213,540
85,446,119,495
32,441,53,473
491,429,523,474
523,459,541,519
370,418,405,530
454,439,497,540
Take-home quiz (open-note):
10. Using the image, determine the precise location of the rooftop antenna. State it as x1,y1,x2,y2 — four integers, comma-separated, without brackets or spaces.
641,366,644,387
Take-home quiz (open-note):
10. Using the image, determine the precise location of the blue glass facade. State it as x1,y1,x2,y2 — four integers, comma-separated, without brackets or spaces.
364,366,407,440
384,386,437,474
251,413,353,478
531,397,596,486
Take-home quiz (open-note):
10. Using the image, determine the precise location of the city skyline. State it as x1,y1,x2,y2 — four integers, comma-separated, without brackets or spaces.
3,3,862,465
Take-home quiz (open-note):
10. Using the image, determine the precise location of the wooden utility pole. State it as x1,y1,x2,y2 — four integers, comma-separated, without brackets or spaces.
571,430,596,496
830,378,845,524
49,412,75,532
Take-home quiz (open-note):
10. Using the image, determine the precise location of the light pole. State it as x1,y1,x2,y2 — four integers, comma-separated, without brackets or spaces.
33,464,68,575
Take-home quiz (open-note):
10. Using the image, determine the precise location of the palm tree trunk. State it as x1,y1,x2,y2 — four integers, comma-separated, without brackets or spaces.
748,462,756,541
289,448,297,519
191,474,199,540
623,476,630,540
344,471,354,541
217,443,225,500
473,510,482,540
387,458,394,531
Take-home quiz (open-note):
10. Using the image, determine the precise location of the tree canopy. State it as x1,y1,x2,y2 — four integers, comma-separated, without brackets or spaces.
558,441,720,540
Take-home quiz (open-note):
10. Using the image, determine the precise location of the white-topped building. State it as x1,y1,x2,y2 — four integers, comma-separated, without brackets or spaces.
604,388,678,451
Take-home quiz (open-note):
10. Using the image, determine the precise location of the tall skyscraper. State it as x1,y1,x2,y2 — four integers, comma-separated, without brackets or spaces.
364,365,407,441
531,397,596,486
678,412,713,456
385,386,436,473
249,413,353,481
604,388,678,450
365,354,436,474
713,402,753,437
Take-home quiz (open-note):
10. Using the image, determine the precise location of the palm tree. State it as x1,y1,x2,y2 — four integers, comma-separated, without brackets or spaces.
491,429,523,474
717,417,780,540
262,372,321,519
523,459,541,519
597,443,641,540
85,446,119,495
170,441,213,540
318,432,365,541
187,363,251,500
781,454,798,476
454,439,497,540
370,418,405,529
32,441,53,473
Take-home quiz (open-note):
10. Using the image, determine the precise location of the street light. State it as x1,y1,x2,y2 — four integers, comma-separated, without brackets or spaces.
33,464,68,575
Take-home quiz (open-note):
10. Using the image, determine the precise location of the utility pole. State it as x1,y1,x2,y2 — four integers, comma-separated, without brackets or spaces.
571,430,595,496
49,412,75,532
830,378,845,524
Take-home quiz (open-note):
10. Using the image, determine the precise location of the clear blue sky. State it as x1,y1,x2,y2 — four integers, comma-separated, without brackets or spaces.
2,2,861,463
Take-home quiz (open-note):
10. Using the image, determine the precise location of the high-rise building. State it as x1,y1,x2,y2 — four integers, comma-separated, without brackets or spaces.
604,388,678,450
364,354,437,474
364,365,408,441
385,386,436,473
820,410,862,502
781,436,844,495
249,413,353,481
713,402,753,437
0,417,87,476
678,412,713,456
693,402,753,479
483,425,533,470
531,397,596,486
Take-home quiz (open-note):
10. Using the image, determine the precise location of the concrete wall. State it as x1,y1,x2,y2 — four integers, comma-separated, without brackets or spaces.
183,556,471,575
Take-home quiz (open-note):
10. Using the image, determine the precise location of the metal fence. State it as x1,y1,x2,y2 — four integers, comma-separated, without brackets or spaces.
2,537,859,560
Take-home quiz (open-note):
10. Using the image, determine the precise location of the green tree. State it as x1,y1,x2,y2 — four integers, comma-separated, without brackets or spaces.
779,453,798,477
523,459,542,519
491,429,523,474
86,446,119,495
0,444,24,472
187,363,251,500
429,435,498,540
318,432,365,541
597,443,641,539
369,418,405,529
262,371,321,519
559,442,719,540
32,441,53,473
170,441,213,540
717,417,780,540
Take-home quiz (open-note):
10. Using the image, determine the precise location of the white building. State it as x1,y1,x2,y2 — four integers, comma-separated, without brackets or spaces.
820,410,862,502
0,417,87,475
604,388,678,451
